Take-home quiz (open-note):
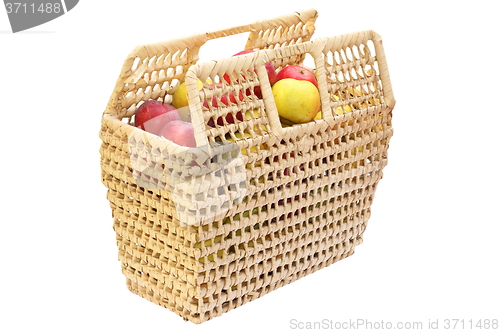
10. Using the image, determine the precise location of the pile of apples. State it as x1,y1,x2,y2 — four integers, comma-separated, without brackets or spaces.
134,49,321,147
134,99,197,147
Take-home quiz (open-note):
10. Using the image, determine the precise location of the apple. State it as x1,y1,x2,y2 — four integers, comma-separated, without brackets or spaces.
221,90,245,106
172,78,204,109
272,78,320,124
223,50,277,98
203,83,245,109
135,100,180,135
207,113,243,128
194,235,222,249
159,120,197,148
231,50,277,86
225,132,263,155
207,111,244,127
208,108,262,128
275,65,318,88
204,83,245,127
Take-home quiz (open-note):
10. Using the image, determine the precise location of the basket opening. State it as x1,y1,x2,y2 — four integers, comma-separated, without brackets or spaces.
270,50,324,129
198,31,252,64
301,52,316,71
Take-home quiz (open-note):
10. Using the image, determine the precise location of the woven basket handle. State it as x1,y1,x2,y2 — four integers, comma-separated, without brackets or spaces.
104,9,318,120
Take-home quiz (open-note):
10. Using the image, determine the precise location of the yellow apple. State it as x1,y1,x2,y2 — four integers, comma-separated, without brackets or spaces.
172,78,203,109
198,249,224,263
335,104,353,115
225,131,267,155
194,235,222,249
331,94,353,115
272,78,320,124
245,109,260,119
312,94,353,119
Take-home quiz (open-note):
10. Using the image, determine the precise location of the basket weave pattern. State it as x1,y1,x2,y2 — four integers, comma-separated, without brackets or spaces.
100,9,394,324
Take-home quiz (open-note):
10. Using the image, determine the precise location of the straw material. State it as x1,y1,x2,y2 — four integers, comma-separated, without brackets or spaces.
100,8,395,324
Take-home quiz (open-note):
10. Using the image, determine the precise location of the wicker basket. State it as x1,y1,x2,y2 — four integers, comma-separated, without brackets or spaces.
99,8,395,324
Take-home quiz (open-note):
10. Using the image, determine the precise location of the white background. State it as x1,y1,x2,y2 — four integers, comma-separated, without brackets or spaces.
1,1,499,332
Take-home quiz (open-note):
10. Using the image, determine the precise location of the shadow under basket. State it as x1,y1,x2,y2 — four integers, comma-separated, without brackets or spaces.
99,8,395,324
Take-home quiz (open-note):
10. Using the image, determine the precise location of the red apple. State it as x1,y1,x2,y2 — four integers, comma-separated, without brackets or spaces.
275,65,318,88
159,120,197,148
232,50,254,56
202,83,245,109
223,50,277,98
135,100,180,135
204,83,245,127
230,50,277,86
220,90,245,107
207,111,244,128
226,111,244,123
